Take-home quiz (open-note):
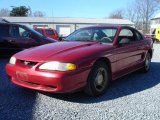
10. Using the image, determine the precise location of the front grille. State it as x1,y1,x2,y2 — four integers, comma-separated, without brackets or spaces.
19,60,38,67
17,79,57,90
24,81,56,89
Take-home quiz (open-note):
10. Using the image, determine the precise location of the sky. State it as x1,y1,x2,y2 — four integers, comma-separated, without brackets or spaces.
0,0,131,18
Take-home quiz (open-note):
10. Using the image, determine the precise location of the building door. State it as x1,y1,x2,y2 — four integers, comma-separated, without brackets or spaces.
56,25,71,37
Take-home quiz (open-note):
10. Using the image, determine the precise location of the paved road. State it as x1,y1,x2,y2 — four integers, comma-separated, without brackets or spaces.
0,44,160,120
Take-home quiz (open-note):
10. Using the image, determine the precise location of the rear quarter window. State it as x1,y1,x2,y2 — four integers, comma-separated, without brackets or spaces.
135,31,143,40
119,29,133,37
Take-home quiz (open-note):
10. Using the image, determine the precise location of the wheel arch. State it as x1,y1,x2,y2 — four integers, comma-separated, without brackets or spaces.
84,57,112,96
94,57,112,79
148,49,153,58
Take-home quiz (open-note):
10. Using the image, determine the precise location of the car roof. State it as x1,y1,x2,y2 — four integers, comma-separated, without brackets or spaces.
34,27,55,30
0,22,23,26
80,25,134,29
78,25,143,37
80,25,139,33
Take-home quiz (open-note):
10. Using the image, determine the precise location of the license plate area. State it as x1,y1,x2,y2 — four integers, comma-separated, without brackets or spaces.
16,71,28,81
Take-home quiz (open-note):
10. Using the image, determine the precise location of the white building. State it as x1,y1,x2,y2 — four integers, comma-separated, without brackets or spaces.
2,17,134,36
150,13,160,32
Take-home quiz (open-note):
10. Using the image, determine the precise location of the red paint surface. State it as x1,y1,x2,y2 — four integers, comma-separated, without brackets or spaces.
6,26,153,93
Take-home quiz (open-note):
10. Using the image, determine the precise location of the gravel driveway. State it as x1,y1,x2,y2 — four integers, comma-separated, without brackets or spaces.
0,44,160,120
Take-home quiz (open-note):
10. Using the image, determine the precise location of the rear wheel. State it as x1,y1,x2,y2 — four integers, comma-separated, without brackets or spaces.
141,53,151,72
84,61,110,96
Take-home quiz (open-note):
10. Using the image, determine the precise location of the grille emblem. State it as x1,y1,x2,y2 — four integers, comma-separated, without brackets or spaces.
24,61,30,65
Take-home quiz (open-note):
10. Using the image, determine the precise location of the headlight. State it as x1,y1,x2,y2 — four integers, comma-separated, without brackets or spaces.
39,62,76,71
9,56,16,65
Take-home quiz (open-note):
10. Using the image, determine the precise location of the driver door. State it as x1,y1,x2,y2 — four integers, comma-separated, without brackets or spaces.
114,28,144,78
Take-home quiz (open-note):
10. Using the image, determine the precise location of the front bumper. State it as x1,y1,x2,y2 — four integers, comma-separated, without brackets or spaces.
6,64,90,93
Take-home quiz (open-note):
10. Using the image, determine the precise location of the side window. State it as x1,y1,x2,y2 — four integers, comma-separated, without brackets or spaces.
118,28,134,43
11,25,30,38
0,25,10,37
119,29,133,37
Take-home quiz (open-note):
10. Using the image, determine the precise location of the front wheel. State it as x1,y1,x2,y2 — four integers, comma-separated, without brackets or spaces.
84,61,110,96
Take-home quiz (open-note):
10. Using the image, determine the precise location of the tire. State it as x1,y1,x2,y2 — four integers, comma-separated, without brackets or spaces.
141,53,151,73
84,61,110,97
153,39,155,43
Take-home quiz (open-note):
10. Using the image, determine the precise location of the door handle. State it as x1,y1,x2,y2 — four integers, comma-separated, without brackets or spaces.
8,40,15,43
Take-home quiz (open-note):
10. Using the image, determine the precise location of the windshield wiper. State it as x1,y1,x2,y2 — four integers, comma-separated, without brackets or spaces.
77,39,104,44
62,39,102,43
62,39,70,41
75,39,95,42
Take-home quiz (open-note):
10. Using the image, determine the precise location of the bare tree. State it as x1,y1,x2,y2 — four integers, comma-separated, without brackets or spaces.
125,2,142,30
137,0,159,33
28,6,32,16
126,0,160,33
108,9,124,19
0,8,10,17
33,11,46,17
125,4,136,22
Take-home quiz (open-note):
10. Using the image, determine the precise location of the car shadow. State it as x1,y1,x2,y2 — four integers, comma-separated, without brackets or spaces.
0,59,37,120
42,62,160,104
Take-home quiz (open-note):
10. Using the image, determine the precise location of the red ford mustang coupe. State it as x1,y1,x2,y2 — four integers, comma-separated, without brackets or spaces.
6,26,153,96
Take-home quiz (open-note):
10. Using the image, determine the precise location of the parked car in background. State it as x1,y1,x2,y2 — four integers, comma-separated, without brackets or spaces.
6,25,153,96
144,34,158,43
154,28,160,42
34,27,59,40
0,23,56,57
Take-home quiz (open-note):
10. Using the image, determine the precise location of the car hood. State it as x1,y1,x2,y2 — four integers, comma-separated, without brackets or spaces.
14,41,113,63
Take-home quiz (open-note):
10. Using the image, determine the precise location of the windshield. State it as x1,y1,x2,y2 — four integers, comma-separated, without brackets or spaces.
65,27,117,43
23,26,45,38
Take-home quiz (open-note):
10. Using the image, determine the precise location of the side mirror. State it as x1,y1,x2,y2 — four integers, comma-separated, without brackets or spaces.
59,37,64,41
119,38,130,44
